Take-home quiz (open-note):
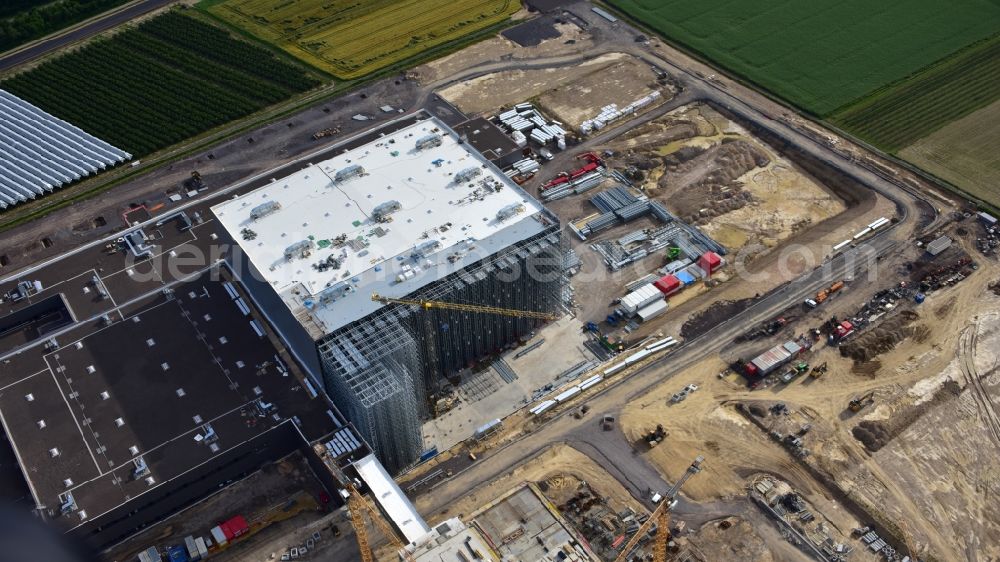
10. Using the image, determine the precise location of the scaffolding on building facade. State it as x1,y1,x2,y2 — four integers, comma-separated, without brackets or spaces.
316,226,564,473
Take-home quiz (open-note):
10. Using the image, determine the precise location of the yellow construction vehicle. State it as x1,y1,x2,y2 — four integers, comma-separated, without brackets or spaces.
312,444,413,562
613,456,704,562
809,362,828,379
848,391,875,412
370,293,558,321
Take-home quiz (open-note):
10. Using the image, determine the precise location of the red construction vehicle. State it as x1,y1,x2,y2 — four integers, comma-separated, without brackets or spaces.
541,174,570,190
541,153,604,190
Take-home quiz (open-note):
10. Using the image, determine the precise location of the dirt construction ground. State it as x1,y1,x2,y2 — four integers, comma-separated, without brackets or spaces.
620,224,1000,561
605,103,846,251
414,18,595,84
546,99,893,344
408,443,817,562
439,52,636,116
535,55,665,130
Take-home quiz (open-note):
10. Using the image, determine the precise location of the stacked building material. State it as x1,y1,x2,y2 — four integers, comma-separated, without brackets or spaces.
581,91,662,134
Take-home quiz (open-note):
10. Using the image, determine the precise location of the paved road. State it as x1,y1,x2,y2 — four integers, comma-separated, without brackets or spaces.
0,0,174,73
0,0,942,542
400,0,941,533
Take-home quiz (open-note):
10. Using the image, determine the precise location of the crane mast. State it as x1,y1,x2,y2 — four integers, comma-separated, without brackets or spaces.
613,456,704,562
312,444,412,562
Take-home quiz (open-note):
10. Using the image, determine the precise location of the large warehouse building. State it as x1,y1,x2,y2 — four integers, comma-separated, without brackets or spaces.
212,114,564,472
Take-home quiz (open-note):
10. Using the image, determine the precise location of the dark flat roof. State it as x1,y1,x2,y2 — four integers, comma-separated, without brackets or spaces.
452,117,520,162
0,267,336,530
0,114,435,533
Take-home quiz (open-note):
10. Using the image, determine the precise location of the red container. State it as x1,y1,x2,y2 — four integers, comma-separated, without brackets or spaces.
699,252,722,274
654,274,681,295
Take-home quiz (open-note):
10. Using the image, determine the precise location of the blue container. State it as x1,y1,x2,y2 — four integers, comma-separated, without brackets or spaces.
914,293,926,304
167,545,189,562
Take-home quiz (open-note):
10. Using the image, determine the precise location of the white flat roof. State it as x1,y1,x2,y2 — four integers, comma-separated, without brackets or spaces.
354,453,429,544
212,117,551,336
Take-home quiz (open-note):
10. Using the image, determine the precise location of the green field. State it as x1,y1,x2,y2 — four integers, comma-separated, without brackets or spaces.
607,0,1000,116
200,0,520,79
831,36,1000,152
1,11,319,155
900,99,1000,209
0,0,130,52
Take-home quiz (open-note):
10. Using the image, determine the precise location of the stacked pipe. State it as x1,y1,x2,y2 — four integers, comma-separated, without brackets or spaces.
581,90,662,134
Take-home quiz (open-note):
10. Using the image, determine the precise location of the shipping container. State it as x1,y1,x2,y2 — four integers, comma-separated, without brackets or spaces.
167,545,189,562
637,299,668,321
698,251,722,274
210,526,227,547
195,538,208,558
676,270,696,286
184,536,200,562
620,283,663,314
653,274,681,295
750,344,793,375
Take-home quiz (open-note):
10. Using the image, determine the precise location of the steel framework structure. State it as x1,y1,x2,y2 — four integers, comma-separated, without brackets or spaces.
317,227,564,472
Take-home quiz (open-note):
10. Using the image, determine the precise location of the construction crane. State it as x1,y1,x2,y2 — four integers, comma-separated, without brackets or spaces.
371,293,558,321
371,293,558,412
312,444,413,562
898,519,920,561
613,456,704,562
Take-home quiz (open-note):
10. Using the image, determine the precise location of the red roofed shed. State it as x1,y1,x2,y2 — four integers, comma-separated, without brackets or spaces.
699,252,722,275
221,515,249,540
654,274,681,296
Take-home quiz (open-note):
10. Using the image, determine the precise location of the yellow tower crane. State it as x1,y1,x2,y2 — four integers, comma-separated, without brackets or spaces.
613,456,704,562
370,293,558,321
312,444,414,562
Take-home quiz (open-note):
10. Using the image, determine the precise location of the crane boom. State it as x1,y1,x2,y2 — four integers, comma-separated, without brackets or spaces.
614,499,668,562
313,444,411,562
613,456,704,562
666,455,704,500
371,293,558,321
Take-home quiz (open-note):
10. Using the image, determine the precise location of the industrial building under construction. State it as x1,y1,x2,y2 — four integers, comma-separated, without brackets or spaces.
212,114,564,472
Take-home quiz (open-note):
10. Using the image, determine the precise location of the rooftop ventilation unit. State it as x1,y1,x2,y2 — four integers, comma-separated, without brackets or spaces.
496,203,525,221
372,200,402,222
412,239,441,258
335,164,365,182
132,456,150,479
454,166,482,184
318,283,354,304
415,134,442,151
284,239,314,260
249,200,282,220
58,491,77,514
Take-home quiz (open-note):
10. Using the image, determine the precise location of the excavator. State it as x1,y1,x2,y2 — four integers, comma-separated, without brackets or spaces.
613,456,704,562
808,362,828,379
848,390,875,412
